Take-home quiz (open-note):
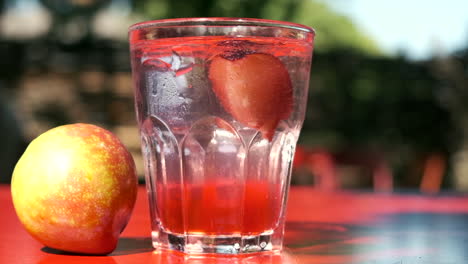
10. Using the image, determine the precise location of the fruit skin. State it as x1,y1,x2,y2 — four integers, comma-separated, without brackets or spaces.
208,53,293,141
11,123,138,255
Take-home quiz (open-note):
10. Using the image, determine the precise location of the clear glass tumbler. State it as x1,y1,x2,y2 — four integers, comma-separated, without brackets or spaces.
129,18,315,254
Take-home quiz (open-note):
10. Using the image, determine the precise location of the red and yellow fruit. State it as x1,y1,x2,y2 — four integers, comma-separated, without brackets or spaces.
11,123,138,255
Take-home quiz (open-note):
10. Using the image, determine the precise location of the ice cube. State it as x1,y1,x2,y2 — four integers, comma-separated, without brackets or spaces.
141,52,215,133
153,50,194,75
141,57,171,71
169,51,181,71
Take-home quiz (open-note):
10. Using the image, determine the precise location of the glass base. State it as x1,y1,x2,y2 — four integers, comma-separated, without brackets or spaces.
152,228,279,254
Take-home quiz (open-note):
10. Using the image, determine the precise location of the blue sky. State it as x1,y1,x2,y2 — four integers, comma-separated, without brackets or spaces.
323,0,468,60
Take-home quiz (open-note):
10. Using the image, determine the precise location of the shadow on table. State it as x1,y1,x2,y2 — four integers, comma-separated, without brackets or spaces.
285,213,468,263
41,236,153,256
150,249,300,264
112,237,153,255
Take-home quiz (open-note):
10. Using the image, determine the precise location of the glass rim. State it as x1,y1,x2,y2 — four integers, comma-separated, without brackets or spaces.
129,17,315,36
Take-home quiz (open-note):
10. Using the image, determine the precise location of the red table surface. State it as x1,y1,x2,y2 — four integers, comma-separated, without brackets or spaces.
2,185,468,264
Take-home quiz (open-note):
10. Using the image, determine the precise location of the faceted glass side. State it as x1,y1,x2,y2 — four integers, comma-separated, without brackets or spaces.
130,18,314,254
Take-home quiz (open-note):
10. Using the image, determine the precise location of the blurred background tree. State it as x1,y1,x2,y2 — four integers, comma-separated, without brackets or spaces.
0,0,466,192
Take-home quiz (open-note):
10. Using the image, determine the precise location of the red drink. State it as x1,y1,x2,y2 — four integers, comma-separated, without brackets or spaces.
130,18,314,254
155,181,281,235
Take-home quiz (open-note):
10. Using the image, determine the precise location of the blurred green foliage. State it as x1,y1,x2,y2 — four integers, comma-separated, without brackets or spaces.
304,51,452,155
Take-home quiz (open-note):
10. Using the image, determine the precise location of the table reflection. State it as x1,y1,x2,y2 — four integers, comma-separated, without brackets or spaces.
150,249,299,264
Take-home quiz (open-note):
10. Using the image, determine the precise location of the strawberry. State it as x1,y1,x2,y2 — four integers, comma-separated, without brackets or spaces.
208,52,293,141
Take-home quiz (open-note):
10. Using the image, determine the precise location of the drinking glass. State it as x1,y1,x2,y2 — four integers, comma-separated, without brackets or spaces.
129,17,315,254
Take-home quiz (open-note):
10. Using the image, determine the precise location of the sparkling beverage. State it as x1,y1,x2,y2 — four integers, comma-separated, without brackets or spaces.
129,18,314,254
